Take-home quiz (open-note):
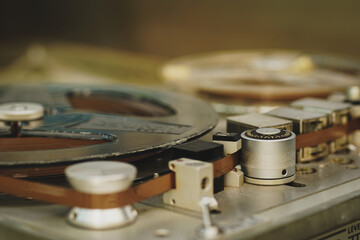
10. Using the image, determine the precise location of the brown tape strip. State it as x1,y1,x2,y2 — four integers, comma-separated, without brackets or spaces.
296,117,360,149
213,151,239,177
0,173,175,209
0,137,106,152
0,151,159,178
3,113,357,209
0,151,239,209
0,117,358,208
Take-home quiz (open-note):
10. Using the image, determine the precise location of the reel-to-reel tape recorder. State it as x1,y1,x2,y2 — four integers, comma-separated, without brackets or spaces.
0,47,359,240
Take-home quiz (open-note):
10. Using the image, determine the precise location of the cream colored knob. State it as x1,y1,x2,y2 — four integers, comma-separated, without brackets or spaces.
65,161,138,229
65,161,137,194
0,102,44,121
65,161,136,194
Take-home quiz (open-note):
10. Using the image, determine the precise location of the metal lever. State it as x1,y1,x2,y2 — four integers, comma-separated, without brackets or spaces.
198,196,223,239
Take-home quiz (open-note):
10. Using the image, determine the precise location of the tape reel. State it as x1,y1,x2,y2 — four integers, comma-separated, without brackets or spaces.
0,84,218,166
162,50,360,101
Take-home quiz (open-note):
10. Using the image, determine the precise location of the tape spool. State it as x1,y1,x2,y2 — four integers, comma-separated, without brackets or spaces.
162,50,360,101
0,84,218,166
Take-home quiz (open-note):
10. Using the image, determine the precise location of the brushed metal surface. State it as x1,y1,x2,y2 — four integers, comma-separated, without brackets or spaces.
240,129,296,180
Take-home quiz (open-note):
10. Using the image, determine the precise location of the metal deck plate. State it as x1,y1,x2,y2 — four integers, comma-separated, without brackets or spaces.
0,149,359,240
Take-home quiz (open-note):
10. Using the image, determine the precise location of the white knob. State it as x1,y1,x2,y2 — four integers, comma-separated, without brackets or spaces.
65,161,137,194
0,102,44,121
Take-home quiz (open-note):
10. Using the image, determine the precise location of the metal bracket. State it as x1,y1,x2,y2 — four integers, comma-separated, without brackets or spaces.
224,164,244,188
163,158,216,212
